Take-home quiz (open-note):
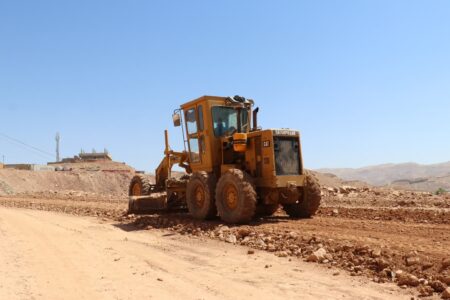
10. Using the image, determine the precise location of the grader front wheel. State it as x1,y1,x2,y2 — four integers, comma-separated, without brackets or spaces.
129,174,152,196
186,172,217,220
215,169,256,224
128,174,153,214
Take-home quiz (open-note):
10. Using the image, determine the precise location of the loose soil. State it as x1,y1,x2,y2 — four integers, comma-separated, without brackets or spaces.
0,207,411,300
0,170,449,299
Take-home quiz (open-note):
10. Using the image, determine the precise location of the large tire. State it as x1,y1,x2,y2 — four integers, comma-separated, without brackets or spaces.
129,174,152,196
256,204,279,217
215,169,257,224
283,171,321,218
128,174,153,214
186,172,217,220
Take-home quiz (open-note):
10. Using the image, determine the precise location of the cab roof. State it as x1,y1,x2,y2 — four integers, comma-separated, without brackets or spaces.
180,95,228,110
180,95,254,110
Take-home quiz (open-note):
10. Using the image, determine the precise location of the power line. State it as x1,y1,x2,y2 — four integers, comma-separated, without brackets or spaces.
0,144,50,160
0,132,54,159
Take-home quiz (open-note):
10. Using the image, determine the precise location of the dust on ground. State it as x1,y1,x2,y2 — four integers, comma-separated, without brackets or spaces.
0,168,449,299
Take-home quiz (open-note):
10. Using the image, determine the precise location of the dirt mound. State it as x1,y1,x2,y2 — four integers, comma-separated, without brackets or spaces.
0,169,133,198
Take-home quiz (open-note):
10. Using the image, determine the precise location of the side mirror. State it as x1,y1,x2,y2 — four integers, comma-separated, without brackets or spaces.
172,113,181,127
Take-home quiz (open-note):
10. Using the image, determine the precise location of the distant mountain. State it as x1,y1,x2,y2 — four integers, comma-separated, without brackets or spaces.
317,162,450,192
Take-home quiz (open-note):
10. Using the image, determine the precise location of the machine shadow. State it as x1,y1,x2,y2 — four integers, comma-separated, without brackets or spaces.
112,212,304,234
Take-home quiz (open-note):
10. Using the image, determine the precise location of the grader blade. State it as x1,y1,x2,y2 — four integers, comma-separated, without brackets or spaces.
128,193,168,214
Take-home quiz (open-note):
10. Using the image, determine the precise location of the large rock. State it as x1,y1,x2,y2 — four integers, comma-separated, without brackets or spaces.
418,285,434,297
218,225,230,232
397,273,420,287
256,238,267,248
406,256,420,266
371,248,382,258
276,251,289,258
237,228,251,239
225,234,237,244
375,258,390,271
392,190,402,197
430,281,447,293
307,248,327,263
442,288,450,299
442,258,450,270
339,185,357,194
326,187,335,193
437,275,450,285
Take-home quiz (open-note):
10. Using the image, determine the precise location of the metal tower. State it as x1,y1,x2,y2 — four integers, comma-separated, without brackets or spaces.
55,132,60,162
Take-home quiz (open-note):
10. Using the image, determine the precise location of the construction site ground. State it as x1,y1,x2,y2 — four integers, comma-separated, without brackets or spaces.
1,169,449,299
1,206,414,300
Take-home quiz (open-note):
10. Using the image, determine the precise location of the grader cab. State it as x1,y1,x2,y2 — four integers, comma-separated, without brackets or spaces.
128,95,321,224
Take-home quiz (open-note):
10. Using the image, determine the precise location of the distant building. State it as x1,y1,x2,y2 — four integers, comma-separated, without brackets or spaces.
79,152,112,162
0,163,3,169
55,150,112,164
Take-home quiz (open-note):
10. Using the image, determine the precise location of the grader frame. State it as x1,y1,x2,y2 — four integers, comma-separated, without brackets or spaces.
128,95,321,224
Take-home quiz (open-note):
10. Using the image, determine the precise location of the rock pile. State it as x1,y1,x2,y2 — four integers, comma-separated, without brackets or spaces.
321,185,450,209
126,214,450,298
319,184,450,225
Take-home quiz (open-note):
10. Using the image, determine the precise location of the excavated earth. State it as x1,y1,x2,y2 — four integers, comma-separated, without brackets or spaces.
1,171,449,299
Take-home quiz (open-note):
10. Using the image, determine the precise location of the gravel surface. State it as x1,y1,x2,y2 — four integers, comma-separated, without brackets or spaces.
1,175,449,298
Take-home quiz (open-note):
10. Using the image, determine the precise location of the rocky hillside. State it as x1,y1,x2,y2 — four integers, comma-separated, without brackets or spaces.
390,174,450,193
317,162,450,192
312,171,369,189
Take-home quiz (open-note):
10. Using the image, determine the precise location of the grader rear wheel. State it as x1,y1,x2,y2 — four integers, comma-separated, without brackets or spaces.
283,171,321,218
186,172,217,220
215,169,256,224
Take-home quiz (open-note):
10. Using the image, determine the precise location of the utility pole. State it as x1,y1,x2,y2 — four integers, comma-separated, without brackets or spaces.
55,133,60,162
2,155,4,165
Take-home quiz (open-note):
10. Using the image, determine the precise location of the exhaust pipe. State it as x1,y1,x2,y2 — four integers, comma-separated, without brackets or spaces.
252,107,259,131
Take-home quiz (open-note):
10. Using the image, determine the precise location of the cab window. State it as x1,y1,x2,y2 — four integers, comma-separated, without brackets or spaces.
186,108,197,134
189,137,200,163
212,106,248,137
198,105,204,131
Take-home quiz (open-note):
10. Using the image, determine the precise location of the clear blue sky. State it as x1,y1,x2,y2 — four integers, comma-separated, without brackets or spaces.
1,0,449,171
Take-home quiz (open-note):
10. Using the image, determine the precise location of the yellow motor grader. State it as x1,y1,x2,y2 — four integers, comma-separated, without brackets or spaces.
128,95,321,224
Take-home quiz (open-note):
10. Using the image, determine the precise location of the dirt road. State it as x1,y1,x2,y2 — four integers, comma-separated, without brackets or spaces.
0,207,411,300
